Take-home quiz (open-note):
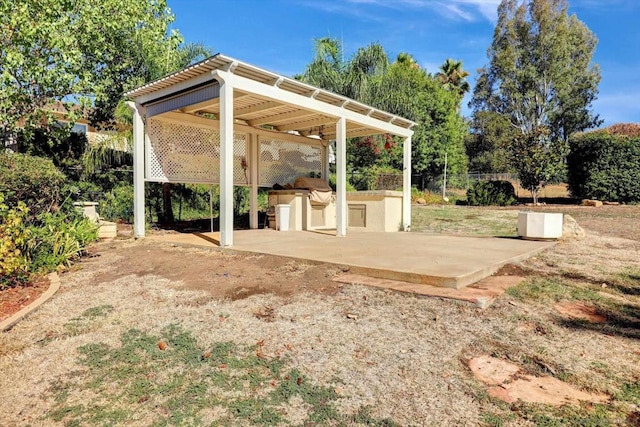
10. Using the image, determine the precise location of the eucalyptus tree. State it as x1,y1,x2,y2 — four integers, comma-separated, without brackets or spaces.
470,0,601,201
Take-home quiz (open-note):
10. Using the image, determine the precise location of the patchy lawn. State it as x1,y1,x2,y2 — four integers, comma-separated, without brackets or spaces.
1,207,640,426
411,205,518,236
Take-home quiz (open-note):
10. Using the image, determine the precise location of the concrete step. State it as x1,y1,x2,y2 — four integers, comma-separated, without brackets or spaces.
98,221,117,239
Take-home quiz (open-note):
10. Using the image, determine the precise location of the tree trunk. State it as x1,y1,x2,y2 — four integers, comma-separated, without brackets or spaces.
531,187,539,205
161,183,174,223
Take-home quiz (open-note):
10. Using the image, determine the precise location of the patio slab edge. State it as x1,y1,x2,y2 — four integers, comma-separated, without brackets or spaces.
0,272,61,332
148,235,555,289
334,274,526,308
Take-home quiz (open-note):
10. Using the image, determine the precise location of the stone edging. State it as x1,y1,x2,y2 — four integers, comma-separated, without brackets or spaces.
0,272,61,332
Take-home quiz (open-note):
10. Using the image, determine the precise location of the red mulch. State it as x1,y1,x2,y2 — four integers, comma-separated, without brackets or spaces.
0,276,50,323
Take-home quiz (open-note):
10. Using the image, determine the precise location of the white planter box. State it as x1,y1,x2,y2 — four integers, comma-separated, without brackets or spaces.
517,212,563,240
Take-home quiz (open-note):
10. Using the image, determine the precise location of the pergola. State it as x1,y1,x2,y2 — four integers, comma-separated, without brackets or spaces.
125,54,416,247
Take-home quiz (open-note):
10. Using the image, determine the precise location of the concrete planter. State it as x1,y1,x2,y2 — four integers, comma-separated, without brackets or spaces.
517,212,563,240
73,201,99,222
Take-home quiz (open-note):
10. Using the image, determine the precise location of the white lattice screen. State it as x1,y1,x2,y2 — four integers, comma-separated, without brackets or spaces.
259,137,322,186
146,118,247,184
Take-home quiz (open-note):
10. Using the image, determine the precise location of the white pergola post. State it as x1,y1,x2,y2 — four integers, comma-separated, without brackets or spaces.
249,133,259,229
402,135,412,231
213,70,235,246
322,143,330,181
335,117,347,237
128,102,146,238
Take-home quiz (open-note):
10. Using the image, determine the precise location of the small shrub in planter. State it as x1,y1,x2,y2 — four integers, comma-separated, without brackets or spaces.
467,180,516,206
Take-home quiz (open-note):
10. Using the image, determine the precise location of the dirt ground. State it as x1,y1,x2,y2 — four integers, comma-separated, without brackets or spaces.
91,240,344,302
1,207,640,425
0,276,49,323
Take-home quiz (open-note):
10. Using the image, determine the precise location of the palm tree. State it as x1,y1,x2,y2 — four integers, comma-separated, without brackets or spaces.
301,37,344,94
342,43,388,103
301,39,389,106
436,58,471,96
395,52,420,69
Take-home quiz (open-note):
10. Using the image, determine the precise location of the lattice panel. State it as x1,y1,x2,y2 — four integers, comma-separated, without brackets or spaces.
259,137,322,186
146,118,247,184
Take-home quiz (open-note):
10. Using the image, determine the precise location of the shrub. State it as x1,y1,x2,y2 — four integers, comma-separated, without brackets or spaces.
99,184,134,222
329,173,357,192
466,180,516,206
0,194,31,287
0,153,66,218
27,211,98,272
567,132,640,203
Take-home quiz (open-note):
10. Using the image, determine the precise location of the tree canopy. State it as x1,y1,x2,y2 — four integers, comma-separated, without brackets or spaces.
0,0,196,134
471,0,601,141
299,39,467,188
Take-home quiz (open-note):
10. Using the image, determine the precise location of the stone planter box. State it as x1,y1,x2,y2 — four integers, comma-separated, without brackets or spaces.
73,201,100,222
517,212,563,240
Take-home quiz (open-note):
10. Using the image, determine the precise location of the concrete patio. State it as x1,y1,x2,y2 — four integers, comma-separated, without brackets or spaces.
148,230,554,289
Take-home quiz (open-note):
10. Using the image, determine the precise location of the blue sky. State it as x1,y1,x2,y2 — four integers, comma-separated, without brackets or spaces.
167,0,639,126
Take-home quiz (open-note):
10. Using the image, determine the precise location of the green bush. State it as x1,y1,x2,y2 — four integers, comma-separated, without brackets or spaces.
329,173,357,192
349,165,401,191
0,194,31,287
466,180,516,206
567,132,640,202
0,153,66,218
27,211,98,272
99,184,134,222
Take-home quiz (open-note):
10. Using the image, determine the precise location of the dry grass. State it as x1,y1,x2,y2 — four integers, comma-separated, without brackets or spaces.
411,205,518,236
1,212,640,425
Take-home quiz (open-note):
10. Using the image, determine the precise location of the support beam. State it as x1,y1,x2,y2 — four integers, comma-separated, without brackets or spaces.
249,133,259,229
323,128,376,139
402,135,412,232
234,100,281,117
127,102,146,238
247,109,316,126
323,143,330,181
275,117,336,132
213,70,235,247
336,117,347,237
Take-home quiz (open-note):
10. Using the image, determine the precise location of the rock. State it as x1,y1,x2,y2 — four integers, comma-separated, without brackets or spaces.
416,198,427,205
468,356,520,386
581,199,603,207
554,301,607,323
562,214,586,240
488,375,609,406
471,355,609,406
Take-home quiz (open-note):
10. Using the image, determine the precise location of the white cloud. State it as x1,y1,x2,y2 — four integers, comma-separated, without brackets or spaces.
340,0,501,22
